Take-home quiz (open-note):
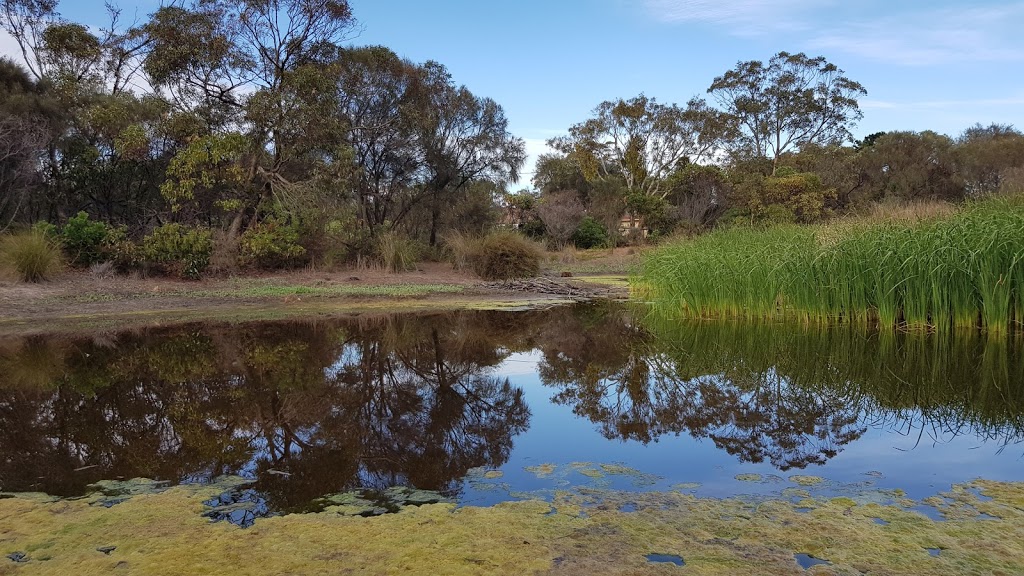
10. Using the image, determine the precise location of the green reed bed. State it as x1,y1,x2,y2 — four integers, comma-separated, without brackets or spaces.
636,198,1024,332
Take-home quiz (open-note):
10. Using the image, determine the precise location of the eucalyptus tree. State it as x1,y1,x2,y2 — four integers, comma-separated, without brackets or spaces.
708,51,866,175
330,47,523,241
145,0,357,235
550,94,725,201
416,62,525,246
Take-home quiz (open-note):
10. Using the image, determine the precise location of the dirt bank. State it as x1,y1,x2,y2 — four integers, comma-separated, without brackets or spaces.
0,262,629,336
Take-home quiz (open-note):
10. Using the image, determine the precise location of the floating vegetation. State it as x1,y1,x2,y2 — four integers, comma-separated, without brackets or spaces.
637,197,1024,332
789,475,825,487
1,479,1022,575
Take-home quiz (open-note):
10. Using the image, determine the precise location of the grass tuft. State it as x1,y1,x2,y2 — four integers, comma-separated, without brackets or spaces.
0,232,63,282
375,232,420,273
470,231,544,280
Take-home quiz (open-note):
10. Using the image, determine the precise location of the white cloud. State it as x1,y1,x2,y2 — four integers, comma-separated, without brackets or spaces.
807,5,1024,66
643,0,822,34
644,0,1024,65
862,95,1024,111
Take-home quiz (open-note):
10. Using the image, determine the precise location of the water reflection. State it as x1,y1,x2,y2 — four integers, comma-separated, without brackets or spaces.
0,314,531,509
537,306,1024,469
0,304,1022,510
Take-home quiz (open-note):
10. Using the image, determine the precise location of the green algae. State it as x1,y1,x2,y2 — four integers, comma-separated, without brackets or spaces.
789,475,825,486
735,474,762,482
525,463,557,478
1,479,1023,575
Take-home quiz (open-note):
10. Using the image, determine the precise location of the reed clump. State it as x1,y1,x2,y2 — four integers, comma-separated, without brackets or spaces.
636,197,1024,332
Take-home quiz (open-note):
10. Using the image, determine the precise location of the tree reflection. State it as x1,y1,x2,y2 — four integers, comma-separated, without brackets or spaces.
1,304,1022,506
0,314,530,510
536,305,1024,470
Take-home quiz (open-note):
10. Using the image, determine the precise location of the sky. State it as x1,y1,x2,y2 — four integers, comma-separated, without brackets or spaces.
4,0,1024,187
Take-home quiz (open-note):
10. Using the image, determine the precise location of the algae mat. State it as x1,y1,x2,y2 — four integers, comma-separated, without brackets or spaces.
2,481,1023,575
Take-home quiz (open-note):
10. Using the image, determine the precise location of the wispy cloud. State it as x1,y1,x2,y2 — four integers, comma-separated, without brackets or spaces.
861,95,1024,111
644,0,1024,65
807,5,1024,66
643,0,823,35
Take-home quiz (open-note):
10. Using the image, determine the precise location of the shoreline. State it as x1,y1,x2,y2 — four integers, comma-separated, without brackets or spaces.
0,264,629,337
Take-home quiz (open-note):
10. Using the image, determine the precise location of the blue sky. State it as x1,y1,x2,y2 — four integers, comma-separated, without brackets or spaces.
4,0,1023,186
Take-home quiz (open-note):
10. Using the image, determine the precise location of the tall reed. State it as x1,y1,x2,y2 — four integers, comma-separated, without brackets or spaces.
635,197,1024,332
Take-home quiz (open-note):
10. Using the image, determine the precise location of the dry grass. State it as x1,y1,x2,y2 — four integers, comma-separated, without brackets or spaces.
859,199,959,224
0,232,63,282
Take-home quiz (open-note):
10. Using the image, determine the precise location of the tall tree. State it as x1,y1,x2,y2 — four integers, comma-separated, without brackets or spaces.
708,51,866,175
146,0,357,236
550,94,725,200
417,62,525,246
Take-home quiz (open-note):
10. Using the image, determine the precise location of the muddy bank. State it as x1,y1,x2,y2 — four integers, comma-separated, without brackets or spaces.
0,264,627,336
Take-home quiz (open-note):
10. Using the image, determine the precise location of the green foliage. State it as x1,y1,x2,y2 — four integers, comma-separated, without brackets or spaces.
102,226,141,272
470,231,543,280
572,216,610,249
60,211,112,266
727,171,834,225
31,221,57,240
625,192,674,236
142,224,213,280
161,133,248,213
239,218,307,270
637,197,1024,332
375,231,420,273
0,231,62,282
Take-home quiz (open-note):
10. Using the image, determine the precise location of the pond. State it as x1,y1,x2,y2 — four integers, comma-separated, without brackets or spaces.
1,302,1022,524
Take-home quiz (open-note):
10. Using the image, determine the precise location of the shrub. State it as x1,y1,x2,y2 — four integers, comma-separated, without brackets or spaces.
0,232,62,282
572,216,610,249
142,223,213,279
31,221,57,240
60,211,112,266
102,226,141,272
471,231,543,280
375,231,419,273
239,218,307,270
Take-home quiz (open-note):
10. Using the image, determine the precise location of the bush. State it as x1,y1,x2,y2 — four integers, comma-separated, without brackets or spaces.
0,232,63,282
61,211,112,266
471,231,543,280
102,226,141,272
572,216,610,249
239,218,307,270
375,231,419,272
142,223,213,279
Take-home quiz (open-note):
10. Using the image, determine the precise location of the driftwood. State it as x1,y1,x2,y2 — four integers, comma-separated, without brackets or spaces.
482,277,626,300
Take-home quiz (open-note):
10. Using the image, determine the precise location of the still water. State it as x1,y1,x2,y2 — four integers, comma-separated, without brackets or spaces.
1,302,1021,520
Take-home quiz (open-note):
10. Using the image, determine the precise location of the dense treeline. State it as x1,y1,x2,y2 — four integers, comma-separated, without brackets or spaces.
1,1,1023,279
0,0,523,276
525,54,1024,242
